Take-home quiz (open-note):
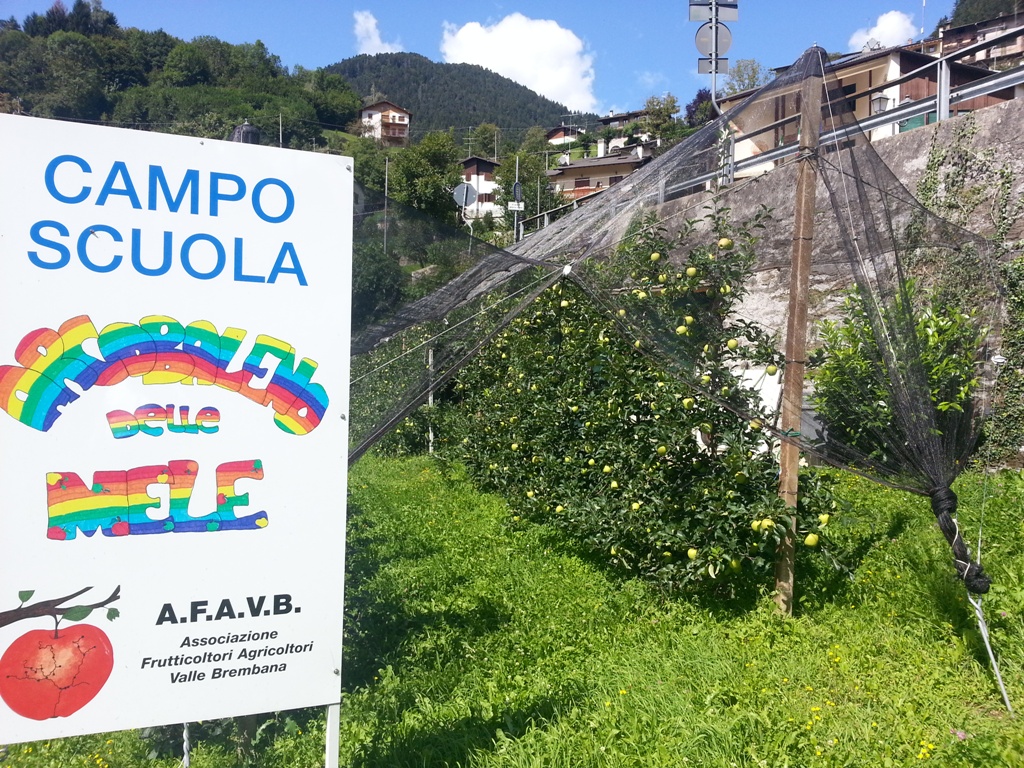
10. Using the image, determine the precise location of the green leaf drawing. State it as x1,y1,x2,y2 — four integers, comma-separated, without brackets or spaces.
106,607,120,621
62,605,94,622
18,590,34,603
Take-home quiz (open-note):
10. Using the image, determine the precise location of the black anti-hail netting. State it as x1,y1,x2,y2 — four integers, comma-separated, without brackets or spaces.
350,46,1007,594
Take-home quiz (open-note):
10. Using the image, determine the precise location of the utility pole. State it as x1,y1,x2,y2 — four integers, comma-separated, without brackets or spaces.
383,155,389,257
775,53,823,616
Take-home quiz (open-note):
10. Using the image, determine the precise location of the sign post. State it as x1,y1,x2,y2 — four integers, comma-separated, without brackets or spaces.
0,114,353,745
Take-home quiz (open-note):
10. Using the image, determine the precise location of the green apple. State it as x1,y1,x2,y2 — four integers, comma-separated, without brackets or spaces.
818,513,830,526
766,364,778,376
804,533,819,547
752,519,762,532
526,490,535,498
657,445,668,456
560,300,569,308
700,374,711,385
676,325,689,335
556,504,564,513
749,419,762,431
687,547,698,560
603,465,612,473
686,266,698,277
726,338,739,350
610,480,619,489
684,315,694,325
650,252,661,261
718,237,734,250
682,397,695,409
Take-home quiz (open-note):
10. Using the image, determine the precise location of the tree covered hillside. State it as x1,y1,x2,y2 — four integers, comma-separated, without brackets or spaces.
329,52,598,141
0,0,363,148
941,0,1020,29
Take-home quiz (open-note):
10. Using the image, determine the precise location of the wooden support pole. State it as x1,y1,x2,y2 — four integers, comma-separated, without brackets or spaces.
775,58,824,616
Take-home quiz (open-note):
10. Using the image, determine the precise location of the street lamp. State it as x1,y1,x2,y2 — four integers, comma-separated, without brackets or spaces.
870,92,891,114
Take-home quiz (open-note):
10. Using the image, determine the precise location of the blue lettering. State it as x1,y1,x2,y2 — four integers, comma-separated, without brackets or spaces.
96,161,142,209
267,243,306,286
149,167,200,214
252,178,295,224
28,220,71,269
45,155,91,204
77,224,123,273
209,173,245,216
233,238,265,283
131,230,173,277
180,234,226,280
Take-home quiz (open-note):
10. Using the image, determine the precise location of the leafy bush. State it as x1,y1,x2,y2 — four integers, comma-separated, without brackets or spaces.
810,280,985,462
439,210,834,596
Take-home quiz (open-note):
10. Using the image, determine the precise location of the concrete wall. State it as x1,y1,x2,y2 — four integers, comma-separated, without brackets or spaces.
651,98,1024,346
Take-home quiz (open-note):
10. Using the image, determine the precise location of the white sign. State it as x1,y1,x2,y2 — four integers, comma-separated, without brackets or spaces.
506,201,525,211
0,114,352,742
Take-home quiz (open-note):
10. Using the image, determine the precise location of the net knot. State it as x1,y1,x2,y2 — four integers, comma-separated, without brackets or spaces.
928,486,990,594
929,485,957,517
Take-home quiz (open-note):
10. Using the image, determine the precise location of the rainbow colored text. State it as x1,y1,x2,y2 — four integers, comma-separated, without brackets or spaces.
0,314,328,434
46,459,266,540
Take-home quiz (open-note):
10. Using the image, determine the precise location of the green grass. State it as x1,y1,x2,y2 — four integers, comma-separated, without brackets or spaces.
3,456,1022,766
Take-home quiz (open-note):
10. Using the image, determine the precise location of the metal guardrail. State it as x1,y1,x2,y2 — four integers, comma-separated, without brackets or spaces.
519,29,1024,236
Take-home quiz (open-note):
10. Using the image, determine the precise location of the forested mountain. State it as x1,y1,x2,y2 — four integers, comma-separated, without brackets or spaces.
941,0,1019,29
329,53,598,141
0,1,363,148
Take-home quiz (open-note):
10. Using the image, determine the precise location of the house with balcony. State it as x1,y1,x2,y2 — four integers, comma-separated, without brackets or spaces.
939,12,1024,70
546,144,652,201
359,99,411,147
717,43,1014,176
595,108,652,154
460,155,502,220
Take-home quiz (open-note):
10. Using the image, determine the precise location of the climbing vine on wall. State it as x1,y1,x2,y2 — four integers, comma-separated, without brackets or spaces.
911,114,1024,464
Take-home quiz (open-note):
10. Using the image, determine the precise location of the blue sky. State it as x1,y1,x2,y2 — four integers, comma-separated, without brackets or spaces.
5,1,956,113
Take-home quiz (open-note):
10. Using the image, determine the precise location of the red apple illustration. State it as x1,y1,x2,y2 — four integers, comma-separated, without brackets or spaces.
0,624,114,720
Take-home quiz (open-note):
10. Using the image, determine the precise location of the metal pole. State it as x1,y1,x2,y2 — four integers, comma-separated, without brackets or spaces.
428,348,435,454
324,703,340,768
383,156,389,257
513,156,520,242
711,0,719,110
775,55,823,616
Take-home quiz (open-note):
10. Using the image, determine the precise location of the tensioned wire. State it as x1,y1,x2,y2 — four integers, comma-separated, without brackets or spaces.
350,267,556,385
351,147,804,387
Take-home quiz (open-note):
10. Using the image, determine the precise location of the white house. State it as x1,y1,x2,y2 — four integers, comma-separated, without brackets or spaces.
359,100,411,147
460,156,502,219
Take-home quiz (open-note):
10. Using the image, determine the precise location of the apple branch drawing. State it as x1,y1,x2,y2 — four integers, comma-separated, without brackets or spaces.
0,586,121,635
0,587,120,720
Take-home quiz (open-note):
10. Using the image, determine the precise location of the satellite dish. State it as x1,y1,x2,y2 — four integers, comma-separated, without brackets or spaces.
452,182,477,208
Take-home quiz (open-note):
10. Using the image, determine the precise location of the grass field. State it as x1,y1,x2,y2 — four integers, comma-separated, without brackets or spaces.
2,455,1022,766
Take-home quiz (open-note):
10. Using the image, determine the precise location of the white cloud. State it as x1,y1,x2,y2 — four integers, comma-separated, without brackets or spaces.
353,10,402,55
848,11,918,51
637,70,668,93
440,13,597,113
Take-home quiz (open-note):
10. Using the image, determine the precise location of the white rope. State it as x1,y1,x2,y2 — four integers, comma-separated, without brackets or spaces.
181,722,191,768
967,363,1015,716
